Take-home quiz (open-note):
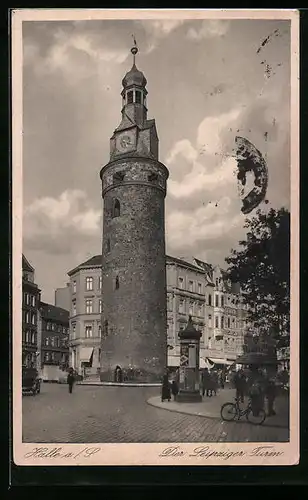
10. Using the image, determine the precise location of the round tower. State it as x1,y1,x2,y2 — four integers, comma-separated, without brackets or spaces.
100,43,169,382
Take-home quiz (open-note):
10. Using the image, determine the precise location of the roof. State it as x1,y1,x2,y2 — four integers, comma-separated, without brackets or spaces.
166,255,206,273
39,301,69,322
178,316,202,340
122,63,147,88
68,255,102,276
22,254,34,272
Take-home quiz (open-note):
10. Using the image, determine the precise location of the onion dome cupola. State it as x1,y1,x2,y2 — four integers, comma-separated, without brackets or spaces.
119,42,148,128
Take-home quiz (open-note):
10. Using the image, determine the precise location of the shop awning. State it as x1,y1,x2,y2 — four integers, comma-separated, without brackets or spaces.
80,347,94,363
208,358,234,366
168,356,206,368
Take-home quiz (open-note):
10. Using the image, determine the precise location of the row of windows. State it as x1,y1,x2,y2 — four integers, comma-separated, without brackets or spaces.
44,352,69,363
73,276,102,293
178,299,204,317
23,311,36,325
44,336,68,348
70,324,102,339
23,331,36,344
85,325,102,338
45,322,69,334
23,293,36,307
214,316,246,329
72,299,102,316
178,277,203,294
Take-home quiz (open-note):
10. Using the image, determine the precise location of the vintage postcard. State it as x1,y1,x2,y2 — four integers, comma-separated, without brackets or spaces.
12,8,299,467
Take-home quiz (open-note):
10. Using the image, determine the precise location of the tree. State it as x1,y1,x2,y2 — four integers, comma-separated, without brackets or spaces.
225,208,290,347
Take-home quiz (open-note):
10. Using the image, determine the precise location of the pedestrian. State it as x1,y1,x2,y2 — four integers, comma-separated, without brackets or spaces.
67,367,75,394
219,369,225,389
171,379,179,401
161,371,171,402
265,377,277,416
114,365,123,383
210,370,219,396
234,368,246,403
201,368,212,397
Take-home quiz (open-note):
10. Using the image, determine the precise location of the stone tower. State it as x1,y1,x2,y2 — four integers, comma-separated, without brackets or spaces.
99,43,169,382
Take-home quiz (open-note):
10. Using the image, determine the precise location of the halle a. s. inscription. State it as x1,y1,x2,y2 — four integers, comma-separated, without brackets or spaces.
159,446,284,461
24,446,101,460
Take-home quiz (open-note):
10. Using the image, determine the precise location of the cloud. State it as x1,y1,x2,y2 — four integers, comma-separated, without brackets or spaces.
23,190,102,254
187,20,230,41
167,197,244,250
23,27,129,82
138,19,186,53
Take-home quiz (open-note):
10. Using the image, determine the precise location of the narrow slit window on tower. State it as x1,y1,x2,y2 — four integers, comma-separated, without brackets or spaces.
106,238,111,252
113,171,125,184
148,172,158,182
112,199,120,218
115,275,120,290
127,91,133,104
135,90,142,104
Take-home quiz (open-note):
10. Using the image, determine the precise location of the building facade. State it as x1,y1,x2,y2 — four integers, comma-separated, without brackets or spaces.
67,256,103,378
166,256,248,369
67,254,248,376
38,302,70,382
99,45,169,382
22,255,41,368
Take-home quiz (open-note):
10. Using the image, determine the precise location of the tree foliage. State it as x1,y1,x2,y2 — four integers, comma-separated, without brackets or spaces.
225,208,290,344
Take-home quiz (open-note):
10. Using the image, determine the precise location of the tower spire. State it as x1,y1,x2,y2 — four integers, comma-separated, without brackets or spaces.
131,34,138,66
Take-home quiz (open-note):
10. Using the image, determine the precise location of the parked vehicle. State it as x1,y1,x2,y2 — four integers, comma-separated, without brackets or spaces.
22,367,41,395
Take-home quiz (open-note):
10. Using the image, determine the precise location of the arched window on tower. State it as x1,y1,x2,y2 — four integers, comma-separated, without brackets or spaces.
127,91,133,104
135,90,142,104
115,275,120,290
112,199,120,218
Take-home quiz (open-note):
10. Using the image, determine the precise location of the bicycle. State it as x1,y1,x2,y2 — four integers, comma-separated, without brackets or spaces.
220,397,266,425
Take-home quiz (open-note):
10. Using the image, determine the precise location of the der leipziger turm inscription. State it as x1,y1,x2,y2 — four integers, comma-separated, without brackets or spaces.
99,42,169,382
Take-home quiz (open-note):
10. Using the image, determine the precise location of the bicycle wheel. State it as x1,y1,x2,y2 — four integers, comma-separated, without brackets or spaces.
246,408,266,425
220,403,238,422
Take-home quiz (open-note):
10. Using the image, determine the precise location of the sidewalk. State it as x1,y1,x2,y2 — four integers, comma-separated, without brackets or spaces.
147,388,289,429
78,380,161,387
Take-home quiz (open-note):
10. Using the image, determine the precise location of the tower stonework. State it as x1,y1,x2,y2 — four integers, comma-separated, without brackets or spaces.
100,46,169,382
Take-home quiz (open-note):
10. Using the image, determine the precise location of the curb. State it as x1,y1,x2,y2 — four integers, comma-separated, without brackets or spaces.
77,381,162,388
146,398,289,429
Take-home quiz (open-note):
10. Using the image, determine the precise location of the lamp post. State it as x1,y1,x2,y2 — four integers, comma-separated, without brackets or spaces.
176,315,202,402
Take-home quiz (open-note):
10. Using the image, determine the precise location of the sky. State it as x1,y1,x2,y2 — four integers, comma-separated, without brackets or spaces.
22,17,291,303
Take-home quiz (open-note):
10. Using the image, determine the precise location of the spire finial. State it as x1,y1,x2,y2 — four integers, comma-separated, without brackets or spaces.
131,34,138,65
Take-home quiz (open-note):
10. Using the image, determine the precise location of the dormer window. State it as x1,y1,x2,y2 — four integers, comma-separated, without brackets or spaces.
127,91,133,104
135,90,142,104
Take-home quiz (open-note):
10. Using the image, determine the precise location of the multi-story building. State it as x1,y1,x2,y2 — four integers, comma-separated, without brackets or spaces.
166,256,207,368
67,255,102,378
54,283,70,311
22,255,41,368
67,254,248,376
39,302,70,382
166,256,247,369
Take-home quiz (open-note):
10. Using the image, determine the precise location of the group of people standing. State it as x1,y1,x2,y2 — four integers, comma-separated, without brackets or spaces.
201,368,226,397
232,367,281,416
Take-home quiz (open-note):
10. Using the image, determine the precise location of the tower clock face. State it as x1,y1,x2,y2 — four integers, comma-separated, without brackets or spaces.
116,130,136,153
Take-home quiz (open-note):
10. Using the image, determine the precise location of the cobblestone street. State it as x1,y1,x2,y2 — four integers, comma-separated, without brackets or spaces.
22,384,289,443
